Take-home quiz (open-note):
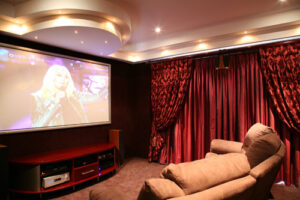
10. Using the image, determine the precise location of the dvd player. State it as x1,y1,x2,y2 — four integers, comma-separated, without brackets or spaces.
42,172,70,189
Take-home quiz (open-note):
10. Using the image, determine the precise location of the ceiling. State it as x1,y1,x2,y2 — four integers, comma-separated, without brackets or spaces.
0,0,300,63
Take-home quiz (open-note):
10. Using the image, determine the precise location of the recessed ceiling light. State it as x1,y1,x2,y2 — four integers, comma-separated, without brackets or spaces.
155,27,161,33
244,31,248,34
80,40,84,44
105,40,108,44
197,43,208,50
240,35,254,43
162,50,170,56
279,0,286,2
34,36,38,40
58,10,62,14
128,55,141,62
74,30,78,34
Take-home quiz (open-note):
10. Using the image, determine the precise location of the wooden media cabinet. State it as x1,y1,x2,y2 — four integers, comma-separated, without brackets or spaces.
9,142,116,197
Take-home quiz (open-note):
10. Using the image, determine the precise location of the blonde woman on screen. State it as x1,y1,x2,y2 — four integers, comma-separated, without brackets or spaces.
31,64,88,127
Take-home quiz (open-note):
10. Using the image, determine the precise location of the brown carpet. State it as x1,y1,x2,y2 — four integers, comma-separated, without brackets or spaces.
51,158,300,200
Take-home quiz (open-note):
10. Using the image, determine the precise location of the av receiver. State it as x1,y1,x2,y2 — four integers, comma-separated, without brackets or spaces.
42,172,70,189
99,149,114,170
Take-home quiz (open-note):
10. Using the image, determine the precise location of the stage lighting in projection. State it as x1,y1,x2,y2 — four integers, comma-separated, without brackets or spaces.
0,45,111,134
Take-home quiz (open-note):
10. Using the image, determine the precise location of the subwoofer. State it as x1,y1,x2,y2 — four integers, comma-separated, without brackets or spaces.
0,144,8,200
109,129,124,165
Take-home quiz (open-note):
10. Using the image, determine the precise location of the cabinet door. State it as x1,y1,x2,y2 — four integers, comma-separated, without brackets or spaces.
10,164,41,191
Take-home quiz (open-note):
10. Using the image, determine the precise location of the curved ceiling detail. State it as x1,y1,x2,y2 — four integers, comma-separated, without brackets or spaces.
0,0,131,56
0,0,300,62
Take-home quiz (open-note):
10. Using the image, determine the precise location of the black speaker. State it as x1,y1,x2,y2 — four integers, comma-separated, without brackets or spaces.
109,129,124,165
0,145,8,200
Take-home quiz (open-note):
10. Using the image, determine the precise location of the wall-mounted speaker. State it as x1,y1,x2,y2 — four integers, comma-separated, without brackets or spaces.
109,129,124,165
0,144,8,200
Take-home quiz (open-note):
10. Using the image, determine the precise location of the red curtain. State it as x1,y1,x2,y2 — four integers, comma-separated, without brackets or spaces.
148,58,193,162
259,43,300,133
158,53,299,186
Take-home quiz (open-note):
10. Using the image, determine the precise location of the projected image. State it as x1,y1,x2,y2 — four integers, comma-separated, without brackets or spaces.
0,46,110,133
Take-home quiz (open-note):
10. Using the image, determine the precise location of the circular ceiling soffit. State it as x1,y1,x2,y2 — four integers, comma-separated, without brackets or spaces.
0,0,132,55
23,26,122,56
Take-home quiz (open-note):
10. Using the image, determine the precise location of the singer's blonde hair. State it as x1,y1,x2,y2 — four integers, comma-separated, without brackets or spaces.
37,65,76,99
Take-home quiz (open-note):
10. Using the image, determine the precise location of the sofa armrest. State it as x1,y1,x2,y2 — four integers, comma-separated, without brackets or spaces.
249,154,282,179
210,139,243,154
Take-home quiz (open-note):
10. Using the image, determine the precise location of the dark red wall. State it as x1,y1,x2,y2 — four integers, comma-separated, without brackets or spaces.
128,63,152,158
0,33,152,159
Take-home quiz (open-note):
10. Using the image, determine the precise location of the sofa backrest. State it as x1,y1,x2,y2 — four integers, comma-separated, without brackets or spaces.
161,153,250,195
242,123,281,168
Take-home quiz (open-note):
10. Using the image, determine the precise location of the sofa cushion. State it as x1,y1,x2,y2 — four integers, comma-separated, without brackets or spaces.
168,175,256,200
142,178,185,199
210,139,243,154
161,153,250,195
242,123,281,168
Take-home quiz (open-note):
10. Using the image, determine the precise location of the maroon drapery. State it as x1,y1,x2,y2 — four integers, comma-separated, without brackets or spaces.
148,58,193,162
158,53,299,186
259,43,300,133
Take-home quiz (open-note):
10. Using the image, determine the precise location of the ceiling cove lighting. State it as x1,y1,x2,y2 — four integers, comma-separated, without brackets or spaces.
128,55,141,62
105,22,115,31
54,16,71,26
150,36,300,62
7,25,27,35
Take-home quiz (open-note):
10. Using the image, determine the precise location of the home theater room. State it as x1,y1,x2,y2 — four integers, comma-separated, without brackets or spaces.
0,0,299,199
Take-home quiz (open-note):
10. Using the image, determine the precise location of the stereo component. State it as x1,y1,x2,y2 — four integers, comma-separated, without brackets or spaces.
42,172,70,189
98,149,114,170
74,154,98,168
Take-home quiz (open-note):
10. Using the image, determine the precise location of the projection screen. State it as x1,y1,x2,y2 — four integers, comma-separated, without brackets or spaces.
0,44,111,134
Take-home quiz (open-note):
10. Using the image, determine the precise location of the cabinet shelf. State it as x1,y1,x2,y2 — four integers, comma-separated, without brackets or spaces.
9,142,117,195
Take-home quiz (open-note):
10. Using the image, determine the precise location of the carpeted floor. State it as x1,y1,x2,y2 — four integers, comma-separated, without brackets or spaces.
50,158,300,200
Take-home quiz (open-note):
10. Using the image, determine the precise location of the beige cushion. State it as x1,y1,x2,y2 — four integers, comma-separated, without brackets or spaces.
242,123,281,168
210,139,243,154
169,175,256,200
143,178,185,199
161,153,250,195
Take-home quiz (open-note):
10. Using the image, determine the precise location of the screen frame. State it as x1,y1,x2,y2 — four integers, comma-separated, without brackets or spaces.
0,42,111,135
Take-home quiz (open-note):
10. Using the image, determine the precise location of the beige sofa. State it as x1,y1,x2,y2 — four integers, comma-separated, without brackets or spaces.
90,123,285,200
